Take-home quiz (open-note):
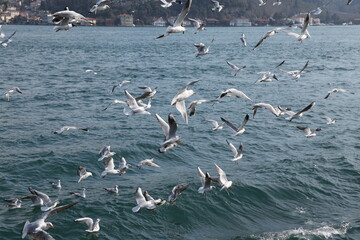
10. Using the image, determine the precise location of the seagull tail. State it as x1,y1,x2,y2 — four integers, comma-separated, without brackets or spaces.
132,205,141,213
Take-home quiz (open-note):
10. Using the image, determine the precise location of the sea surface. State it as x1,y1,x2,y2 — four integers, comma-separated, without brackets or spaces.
0,25,359,240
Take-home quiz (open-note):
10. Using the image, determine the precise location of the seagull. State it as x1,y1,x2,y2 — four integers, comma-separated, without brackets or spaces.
240,33,247,46
98,145,116,161
104,185,119,194
102,99,127,111
143,191,166,206
254,72,278,83
27,187,60,212
282,13,311,42
4,198,22,209
221,114,249,136
321,116,336,125
206,119,223,130
136,158,160,168
111,80,131,94
310,7,322,15
258,0,267,6
171,80,199,105
211,0,224,12
288,101,316,121
49,180,61,190
22,202,78,240
253,27,283,50
0,25,4,38
273,0,281,5
77,166,93,183
85,69,97,74
197,167,215,195
219,88,252,101
135,86,157,101
159,0,177,8
347,0,353,5
89,0,111,14
156,114,181,153
53,126,88,134
4,87,22,101
123,90,151,116
324,88,354,99
226,140,243,163
296,126,322,137
188,18,206,34
167,183,189,203
252,103,283,118
188,99,218,116
119,157,131,175
156,0,192,39
0,31,16,47
226,61,246,76
280,60,309,80
75,217,101,232
20,194,44,207
194,38,214,57
52,7,87,32
70,188,86,198
101,157,124,177
132,187,158,213
214,163,232,191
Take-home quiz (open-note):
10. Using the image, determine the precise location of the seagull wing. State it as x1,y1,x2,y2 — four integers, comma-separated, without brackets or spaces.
168,114,178,139
226,61,239,71
29,229,55,240
297,126,311,135
301,13,310,35
124,90,139,109
214,163,228,184
221,117,239,132
104,158,115,170
197,166,205,186
173,0,192,27
238,114,250,130
1,31,16,45
299,60,309,73
226,140,238,157
291,101,316,120
28,187,52,206
155,114,170,140
135,187,146,205
43,202,79,220
77,166,87,177
206,119,220,128
75,217,94,228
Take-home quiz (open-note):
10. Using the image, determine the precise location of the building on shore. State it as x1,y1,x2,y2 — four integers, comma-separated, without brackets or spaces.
230,17,251,27
119,14,134,26
153,17,166,27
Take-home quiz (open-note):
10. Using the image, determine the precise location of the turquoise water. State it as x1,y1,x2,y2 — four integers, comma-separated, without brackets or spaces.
0,25,359,239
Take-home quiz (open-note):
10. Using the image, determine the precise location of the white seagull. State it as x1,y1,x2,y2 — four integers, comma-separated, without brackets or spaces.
280,60,309,80
296,126,322,137
171,80,199,105
347,0,353,5
214,163,232,191
188,18,206,34
188,99,217,116
143,191,166,206
310,7,322,15
4,87,22,101
273,0,281,6
211,0,224,12
132,187,158,213
101,158,121,178
167,183,189,203
240,33,247,46
252,102,283,118
22,202,78,240
324,88,354,99
27,187,60,212
219,88,252,101
159,0,177,8
123,90,151,116
104,185,119,194
156,114,181,153
49,180,61,190
0,31,16,47
111,80,131,94
102,99,127,111
53,126,88,134
75,217,101,232
321,116,336,125
77,166,93,183
137,158,160,168
70,188,86,198
98,145,116,161
282,13,311,42
89,0,111,14
197,167,215,195
221,114,250,136
206,119,223,130
253,27,284,50
288,101,316,121
258,0,267,6
226,61,246,76
0,25,4,38
4,198,22,209
194,38,214,57
52,7,87,32
226,140,243,163
156,0,192,39
135,86,157,101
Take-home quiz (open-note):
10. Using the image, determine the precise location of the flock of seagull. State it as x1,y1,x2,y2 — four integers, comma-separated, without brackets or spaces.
1,0,356,239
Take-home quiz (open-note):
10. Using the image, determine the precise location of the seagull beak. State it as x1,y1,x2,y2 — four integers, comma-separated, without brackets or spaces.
50,225,56,229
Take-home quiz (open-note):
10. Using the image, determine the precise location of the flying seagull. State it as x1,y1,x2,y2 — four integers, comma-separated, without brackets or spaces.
252,102,283,118
111,80,131,94
282,13,311,42
89,0,111,14
280,60,309,80
273,0,281,5
4,87,22,101
347,0,353,5
98,145,116,161
253,28,283,50
226,140,243,163
219,88,252,101
156,114,181,153
156,0,192,39
258,0,267,6
123,90,151,116
27,187,60,212
288,101,316,121
206,119,223,130
197,167,216,195
296,126,321,137
135,86,157,101
188,99,218,116
53,126,88,134
132,187,158,213
240,33,247,46
159,0,181,8
211,0,224,12
226,61,246,76
136,158,160,168
0,25,4,38
188,18,206,34
75,217,101,232
324,88,354,99
77,166,93,183
321,116,335,125
22,202,78,240
214,163,232,191
101,157,121,178
221,114,250,136
0,31,16,47
52,7,88,32
167,183,189,203
194,38,214,57
4,198,22,209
